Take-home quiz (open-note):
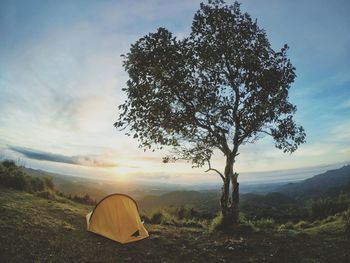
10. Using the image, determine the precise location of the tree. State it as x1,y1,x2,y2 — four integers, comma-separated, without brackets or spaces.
115,0,306,227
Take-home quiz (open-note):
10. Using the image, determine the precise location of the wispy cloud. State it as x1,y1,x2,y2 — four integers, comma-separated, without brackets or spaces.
8,145,122,168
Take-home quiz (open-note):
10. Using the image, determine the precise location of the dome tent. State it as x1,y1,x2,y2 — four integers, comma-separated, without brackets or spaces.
86,194,149,244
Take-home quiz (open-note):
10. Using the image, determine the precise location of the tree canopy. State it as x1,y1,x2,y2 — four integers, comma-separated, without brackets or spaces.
115,0,306,176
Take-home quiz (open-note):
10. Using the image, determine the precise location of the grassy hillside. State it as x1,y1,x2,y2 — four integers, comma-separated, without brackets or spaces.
1,187,350,262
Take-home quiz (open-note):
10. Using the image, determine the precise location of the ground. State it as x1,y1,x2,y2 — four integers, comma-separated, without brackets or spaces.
0,187,349,263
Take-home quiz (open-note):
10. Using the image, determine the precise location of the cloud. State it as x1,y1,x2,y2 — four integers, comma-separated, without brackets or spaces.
8,145,122,168
1,0,349,182
331,122,350,141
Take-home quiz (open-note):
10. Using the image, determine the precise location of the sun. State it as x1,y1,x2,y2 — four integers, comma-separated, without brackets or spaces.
112,166,135,181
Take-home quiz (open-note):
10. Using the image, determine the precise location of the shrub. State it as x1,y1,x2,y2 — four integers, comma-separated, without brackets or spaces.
42,176,54,190
294,220,310,229
0,160,55,193
35,190,56,200
163,206,200,220
285,221,294,229
69,194,96,205
156,209,194,226
149,210,164,224
209,212,257,233
2,159,16,168
309,194,349,220
0,165,28,191
28,176,45,192
277,224,287,232
253,218,275,230
209,213,224,232
0,160,100,205
277,220,296,232
146,206,208,228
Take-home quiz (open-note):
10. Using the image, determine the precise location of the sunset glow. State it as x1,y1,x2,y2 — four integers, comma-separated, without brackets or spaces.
0,0,349,184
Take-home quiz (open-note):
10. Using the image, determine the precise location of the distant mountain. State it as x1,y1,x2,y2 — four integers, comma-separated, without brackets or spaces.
137,165,350,218
239,182,288,194
277,165,350,199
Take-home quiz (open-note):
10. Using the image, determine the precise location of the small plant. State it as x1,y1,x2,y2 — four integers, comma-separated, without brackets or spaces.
145,206,208,228
278,220,297,232
277,224,287,232
294,220,310,229
253,218,275,230
209,213,224,232
149,210,164,224
284,221,294,229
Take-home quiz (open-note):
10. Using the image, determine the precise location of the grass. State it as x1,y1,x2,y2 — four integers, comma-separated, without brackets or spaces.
142,206,208,228
1,186,350,262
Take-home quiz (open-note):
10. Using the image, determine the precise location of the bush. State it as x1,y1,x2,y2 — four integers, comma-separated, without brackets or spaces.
294,220,310,229
146,206,208,228
278,221,295,232
0,160,55,193
253,218,275,230
0,160,99,205
209,213,224,232
69,194,96,205
209,213,257,233
2,160,16,168
149,210,164,224
0,167,28,191
309,194,350,219
277,224,287,232
35,190,56,200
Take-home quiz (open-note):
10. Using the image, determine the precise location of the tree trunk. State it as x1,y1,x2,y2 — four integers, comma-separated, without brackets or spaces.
220,155,239,228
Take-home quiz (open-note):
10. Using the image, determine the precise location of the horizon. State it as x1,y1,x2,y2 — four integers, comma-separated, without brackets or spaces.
18,158,350,187
1,0,349,184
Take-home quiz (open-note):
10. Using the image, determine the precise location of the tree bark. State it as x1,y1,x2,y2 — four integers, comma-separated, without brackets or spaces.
220,155,239,228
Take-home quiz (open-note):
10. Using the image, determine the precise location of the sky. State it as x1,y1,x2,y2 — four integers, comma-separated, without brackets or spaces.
0,0,349,184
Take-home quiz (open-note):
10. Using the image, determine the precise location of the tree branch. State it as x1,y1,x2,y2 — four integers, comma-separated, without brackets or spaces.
205,159,225,182
258,129,273,136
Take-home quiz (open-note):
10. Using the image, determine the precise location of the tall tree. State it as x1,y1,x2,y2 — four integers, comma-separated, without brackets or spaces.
115,0,306,226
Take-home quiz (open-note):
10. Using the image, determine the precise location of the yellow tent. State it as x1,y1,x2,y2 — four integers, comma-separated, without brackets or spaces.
86,193,149,244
